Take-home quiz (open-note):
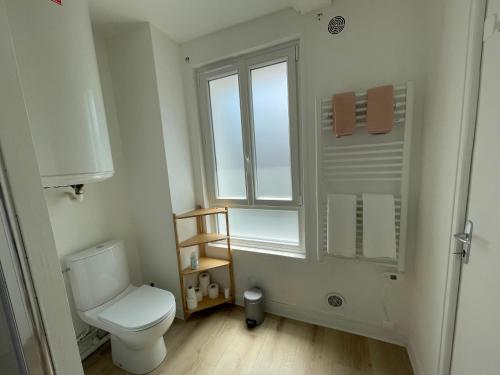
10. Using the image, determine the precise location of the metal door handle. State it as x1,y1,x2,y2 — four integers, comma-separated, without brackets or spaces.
453,220,473,264
454,233,471,245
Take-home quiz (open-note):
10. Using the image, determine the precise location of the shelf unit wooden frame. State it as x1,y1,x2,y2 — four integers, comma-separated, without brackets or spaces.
173,206,235,319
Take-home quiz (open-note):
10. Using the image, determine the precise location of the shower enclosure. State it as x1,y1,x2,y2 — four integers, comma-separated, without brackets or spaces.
0,153,53,374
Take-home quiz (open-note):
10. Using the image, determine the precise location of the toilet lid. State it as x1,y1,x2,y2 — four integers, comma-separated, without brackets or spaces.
98,285,176,331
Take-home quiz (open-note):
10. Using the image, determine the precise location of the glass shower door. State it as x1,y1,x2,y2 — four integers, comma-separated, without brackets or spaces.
0,270,26,375
0,159,53,375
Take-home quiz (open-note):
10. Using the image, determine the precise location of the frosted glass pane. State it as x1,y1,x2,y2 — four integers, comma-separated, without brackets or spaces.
218,208,299,245
251,62,293,200
209,75,247,199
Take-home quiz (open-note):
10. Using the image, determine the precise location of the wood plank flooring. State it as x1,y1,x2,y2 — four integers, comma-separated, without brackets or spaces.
83,305,413,375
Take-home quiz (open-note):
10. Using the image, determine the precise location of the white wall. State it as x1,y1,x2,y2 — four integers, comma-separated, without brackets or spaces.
41,18,196,343
181,0,427,344
105,23,196,316
43,35,142,338
408,0,476,374
149,25,198,270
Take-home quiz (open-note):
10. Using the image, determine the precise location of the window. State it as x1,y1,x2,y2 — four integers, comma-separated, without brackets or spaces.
208,74,246,199
217,209,300,247
198,41,303,253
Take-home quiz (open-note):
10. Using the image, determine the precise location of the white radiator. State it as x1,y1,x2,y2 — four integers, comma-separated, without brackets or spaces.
317,82,414,271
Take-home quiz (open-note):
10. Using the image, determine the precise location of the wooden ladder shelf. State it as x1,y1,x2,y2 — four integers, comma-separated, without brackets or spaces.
173,206,234,319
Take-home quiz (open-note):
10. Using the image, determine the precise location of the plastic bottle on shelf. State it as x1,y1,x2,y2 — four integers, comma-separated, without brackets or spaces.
190,251,199,270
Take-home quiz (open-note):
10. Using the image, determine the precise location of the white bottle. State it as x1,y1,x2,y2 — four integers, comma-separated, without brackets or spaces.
190,252,199,270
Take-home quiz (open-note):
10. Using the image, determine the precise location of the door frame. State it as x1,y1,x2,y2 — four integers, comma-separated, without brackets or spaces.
437,1,486,374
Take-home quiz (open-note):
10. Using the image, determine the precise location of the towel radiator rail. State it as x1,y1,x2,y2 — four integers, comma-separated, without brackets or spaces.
317,81,414,271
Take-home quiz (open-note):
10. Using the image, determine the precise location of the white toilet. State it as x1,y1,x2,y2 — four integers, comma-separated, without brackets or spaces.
66,240,176,374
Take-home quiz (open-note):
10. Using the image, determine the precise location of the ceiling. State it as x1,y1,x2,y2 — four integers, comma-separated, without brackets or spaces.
89,0,332,43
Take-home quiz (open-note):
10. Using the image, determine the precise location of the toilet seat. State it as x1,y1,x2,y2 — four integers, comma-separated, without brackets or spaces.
98,285,176,332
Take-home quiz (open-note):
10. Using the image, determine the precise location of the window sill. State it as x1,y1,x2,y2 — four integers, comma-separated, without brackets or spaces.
210,242,306,260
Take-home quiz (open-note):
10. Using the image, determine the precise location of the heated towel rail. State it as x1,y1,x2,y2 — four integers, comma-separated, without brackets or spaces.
317,82,414,271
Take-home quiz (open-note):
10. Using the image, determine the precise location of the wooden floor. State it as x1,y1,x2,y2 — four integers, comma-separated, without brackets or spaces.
83,306,413,375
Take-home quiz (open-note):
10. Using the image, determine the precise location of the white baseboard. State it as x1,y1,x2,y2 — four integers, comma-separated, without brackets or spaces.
406,340,425,375
235,297,407,347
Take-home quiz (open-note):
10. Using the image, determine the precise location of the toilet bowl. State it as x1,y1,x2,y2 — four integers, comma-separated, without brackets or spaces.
66,240,176,374
79,284,176,373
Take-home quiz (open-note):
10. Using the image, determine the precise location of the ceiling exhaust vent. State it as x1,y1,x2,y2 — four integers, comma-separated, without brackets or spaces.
326,293,345,308
328,16,346,34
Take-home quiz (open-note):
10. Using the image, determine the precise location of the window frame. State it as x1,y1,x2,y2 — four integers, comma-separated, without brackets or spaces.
199,65,249,206
246,50,301,206
197,41,304,252
198,41,301,208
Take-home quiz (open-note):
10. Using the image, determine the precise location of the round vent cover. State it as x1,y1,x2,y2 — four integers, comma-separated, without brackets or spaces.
328,16,346,35
326,293,345,308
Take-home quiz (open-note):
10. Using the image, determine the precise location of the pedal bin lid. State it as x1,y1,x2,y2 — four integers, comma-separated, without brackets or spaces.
244,287,263,303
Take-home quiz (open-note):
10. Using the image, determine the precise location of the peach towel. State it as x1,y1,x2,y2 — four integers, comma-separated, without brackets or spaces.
366,85,394,134
332,92,356,138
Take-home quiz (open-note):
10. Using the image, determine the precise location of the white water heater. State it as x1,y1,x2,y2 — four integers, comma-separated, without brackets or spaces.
5,0,113,187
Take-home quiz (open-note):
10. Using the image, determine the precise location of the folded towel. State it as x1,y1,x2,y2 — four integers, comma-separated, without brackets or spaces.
366,85,394,134
362,193,397,258
332,92,356,138
327,194,357,257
